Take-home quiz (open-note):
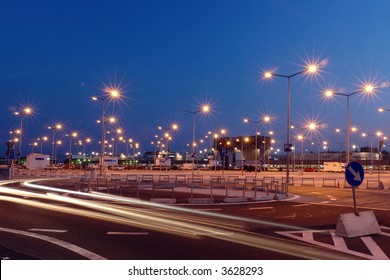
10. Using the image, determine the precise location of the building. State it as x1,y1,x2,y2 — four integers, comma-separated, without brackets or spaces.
214,135,272,168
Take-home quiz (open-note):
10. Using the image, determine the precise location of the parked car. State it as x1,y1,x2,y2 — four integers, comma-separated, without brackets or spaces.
304,167,316,172
110,165,124,171
86,164,98,170
243,165,261,172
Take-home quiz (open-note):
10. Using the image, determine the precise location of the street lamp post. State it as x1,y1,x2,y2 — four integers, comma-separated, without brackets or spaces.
14,107,32,167
325,84,375,164
182,105,210,175
244,115,272,177
40,136,48,154
50,124,62,165
92,89,120,176
264,65,318,193
244,118,260,177
297,134,304,174
68,132,78,168
55,140,62,163
239,137,249,174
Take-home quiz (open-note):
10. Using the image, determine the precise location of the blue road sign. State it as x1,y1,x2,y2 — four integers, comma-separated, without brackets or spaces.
345,162,364,187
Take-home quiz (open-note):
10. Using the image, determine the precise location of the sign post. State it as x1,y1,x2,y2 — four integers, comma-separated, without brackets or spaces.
345,161,364,215
336,161,380,237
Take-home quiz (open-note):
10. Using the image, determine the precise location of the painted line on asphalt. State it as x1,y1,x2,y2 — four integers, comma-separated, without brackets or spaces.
197,208,224,211
106,232,149,236
276,228,390,260
361,236,389,259
247,206,274,210
0,227,106,260
28,228,68,233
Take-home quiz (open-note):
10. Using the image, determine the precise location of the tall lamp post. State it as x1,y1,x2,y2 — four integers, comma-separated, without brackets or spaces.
324,84,375,163
244,115,272,177
14,107,32,167
264,65,319,193
50,123,63,165
182,105,210,175
92,89,120,176
40,136,48,154
67,132,78,168
244,118,261,177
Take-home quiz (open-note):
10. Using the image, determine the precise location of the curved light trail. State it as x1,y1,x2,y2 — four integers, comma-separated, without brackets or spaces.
0,178,357,259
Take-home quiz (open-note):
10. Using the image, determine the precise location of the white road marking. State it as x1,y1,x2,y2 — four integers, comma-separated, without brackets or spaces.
292,204,311,207
274,213,297,219
330,232,348,251
0,227,106,260
197,208,223,211
276,228,389,260
361,236,388,260
302,231,314,242
28,228,68,233
106,232,149,236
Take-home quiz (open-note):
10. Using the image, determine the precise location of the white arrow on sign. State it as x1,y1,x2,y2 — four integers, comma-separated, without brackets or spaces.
348,166,362,182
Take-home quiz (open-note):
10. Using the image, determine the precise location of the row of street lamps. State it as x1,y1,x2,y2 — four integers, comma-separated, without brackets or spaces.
262,62,380,193
9,60,388,182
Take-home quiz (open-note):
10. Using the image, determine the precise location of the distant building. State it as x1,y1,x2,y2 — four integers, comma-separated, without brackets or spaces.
214,135,271,168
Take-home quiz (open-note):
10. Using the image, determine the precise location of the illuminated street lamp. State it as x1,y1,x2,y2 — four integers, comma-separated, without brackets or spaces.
84,138,91,155
50,123,63,165
92,89,121,175
67,132,78,167
324,83,375,163
238,136,250,174
55,140,62,162
14,107,33,166
182,104,210,175
296,134,305,172
264,64,319,192
39,136,48,154
109,128,123,156
30,142,38,153
244,115,272,176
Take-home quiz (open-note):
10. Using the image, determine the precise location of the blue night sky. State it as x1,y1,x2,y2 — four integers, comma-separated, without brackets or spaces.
2,0,390,155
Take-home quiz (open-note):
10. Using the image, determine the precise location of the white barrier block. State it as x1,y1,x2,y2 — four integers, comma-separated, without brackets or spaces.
335,210,381,238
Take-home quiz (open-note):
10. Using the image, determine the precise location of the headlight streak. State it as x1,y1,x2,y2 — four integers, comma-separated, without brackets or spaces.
0,194,203,238
1,179,356,259
1,193,353,259
9,179,323,237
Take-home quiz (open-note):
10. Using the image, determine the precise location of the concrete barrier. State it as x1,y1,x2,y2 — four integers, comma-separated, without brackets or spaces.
322,178,338,188
366,180,384,190
301,177,315,187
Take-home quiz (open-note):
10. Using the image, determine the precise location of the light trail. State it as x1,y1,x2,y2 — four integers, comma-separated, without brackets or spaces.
0,178,357,259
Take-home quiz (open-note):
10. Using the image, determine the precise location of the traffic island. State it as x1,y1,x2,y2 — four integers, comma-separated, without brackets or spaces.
335,162,382,237
188,198,214,204
223,197,248,203
335,210,381,238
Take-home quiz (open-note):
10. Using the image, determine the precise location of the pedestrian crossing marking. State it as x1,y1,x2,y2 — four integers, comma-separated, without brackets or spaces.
276,227,389,260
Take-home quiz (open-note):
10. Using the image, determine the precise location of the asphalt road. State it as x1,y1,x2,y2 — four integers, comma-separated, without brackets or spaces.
1,175,390,260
